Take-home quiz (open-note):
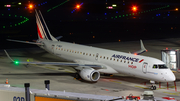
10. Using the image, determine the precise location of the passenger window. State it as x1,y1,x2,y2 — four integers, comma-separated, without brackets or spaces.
93,54,95,57
107,57,109,60
117,59,119,62
86,53,88,55
72,50,74,53
80,52,82,54
64,49,66,51
114,59,115,61
61,48,63,50
110,58,112,60
67,49,68,52
128,61,129,64
77,51,79,54
131,62,133,64
124,61,126,63
75,51,76,53
59,48,60,50
83,53,85,55
104,56,105,59
89,54,91,56
153,65,158,69
70,50,71,52
120,60,122,62
100,56,102,58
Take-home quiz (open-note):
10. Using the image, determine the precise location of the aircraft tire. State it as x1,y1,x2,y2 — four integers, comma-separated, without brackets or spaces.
150,86,156,90
153,86,156,90
150,86,154,90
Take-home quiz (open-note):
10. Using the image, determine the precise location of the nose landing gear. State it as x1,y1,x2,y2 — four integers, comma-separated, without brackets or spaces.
150,80,156,90
150,85,156,90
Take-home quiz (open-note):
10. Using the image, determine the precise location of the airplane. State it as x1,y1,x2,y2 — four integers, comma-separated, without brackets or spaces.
5,10,176,90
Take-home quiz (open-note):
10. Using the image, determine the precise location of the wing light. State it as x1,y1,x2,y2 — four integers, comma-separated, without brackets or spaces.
14,60,20,65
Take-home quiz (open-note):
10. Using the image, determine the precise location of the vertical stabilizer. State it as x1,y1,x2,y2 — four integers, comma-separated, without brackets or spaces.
35,9,57,41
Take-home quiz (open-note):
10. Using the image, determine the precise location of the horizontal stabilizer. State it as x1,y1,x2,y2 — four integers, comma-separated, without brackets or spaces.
56,36,63,40
7,39,44,45
131,40,147,55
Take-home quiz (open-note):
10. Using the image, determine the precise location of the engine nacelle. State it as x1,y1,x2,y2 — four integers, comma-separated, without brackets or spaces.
79,68,100,82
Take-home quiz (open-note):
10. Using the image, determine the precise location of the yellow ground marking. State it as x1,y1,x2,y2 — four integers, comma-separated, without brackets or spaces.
163,92,180,96
135,85,150,89
46,67,56,70
64,71,74,73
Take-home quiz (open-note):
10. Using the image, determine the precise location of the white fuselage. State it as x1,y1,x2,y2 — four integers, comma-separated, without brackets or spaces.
37,39,176,82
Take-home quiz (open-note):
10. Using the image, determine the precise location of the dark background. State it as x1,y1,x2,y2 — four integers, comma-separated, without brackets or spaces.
0,0,180,49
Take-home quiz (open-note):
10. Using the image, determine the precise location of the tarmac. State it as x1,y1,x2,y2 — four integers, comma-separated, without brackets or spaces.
0,38,180,100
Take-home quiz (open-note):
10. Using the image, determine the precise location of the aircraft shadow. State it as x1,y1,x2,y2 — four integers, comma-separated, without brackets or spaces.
101,75,149,84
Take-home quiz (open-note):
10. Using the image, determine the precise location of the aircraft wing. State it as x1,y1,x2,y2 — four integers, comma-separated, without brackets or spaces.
7,39,44,45
131,40,147,55
4,50,106,69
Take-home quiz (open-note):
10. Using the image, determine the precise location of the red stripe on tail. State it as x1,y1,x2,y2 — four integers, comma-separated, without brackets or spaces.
37,24,43,39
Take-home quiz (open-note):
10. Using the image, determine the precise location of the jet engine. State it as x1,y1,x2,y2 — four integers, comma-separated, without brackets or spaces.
79,68,100,82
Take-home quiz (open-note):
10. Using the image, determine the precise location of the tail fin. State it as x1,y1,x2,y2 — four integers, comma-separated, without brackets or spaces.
35,9,57,41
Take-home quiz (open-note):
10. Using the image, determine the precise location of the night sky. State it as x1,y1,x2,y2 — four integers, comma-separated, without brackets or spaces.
0,0,180,49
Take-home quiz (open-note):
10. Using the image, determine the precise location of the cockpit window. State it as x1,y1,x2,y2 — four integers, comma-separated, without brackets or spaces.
158,64,168,69
152,65,158,69
152,64,168,69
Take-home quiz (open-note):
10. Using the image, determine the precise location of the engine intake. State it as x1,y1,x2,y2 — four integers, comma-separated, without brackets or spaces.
79,68,100,82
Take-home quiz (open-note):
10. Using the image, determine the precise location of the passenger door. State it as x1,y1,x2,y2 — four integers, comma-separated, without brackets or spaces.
142,62,148,73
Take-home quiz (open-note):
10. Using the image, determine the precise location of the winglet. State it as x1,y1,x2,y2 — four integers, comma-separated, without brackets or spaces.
140,40,146,51
4,50,14,62
131,40,147,55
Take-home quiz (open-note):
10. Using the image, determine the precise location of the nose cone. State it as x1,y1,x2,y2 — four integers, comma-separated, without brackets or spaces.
165,70,176,82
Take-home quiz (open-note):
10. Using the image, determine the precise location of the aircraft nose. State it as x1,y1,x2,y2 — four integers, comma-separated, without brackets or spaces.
165,71,176,82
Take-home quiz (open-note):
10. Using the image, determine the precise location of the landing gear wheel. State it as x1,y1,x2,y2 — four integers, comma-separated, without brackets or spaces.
153,86,156,90
150,85,156,90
